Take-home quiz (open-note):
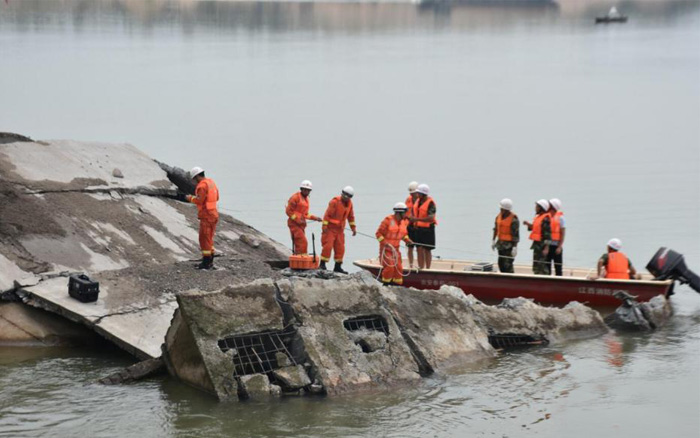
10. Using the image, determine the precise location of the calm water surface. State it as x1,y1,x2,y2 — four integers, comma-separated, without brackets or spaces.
1,0,699,436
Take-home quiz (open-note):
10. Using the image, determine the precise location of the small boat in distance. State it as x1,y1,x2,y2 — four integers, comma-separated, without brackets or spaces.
596,6,628,23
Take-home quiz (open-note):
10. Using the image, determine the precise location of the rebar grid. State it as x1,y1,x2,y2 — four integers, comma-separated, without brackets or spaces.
343,315,390,336
218,330,298,377
487,333,548,349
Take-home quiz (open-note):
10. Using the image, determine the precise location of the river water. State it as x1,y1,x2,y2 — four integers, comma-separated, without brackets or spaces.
1,0,699,436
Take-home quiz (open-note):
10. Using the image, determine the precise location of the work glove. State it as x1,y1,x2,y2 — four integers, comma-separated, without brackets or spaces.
511,247,518,258
351,228,357,236
491,241,497,251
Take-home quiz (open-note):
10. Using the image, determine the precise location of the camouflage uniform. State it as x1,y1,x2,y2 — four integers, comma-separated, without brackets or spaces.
531,216,551,275
494,214,520,273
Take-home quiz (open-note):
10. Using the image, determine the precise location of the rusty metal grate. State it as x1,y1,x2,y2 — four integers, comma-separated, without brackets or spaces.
487,333,548,350
218,329,298,377
343,315,389,336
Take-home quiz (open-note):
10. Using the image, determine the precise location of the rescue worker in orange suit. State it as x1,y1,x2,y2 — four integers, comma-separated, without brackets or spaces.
491,198,519,273
376,202,414,285
286,180,321,255
408,183,437,270
405,181,419,269
596,238,640,280
523,199,551,275
320,186,357,274
186,166,219,270
547,198,566,276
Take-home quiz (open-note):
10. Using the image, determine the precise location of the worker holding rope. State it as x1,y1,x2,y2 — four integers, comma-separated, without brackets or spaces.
376,202,414,286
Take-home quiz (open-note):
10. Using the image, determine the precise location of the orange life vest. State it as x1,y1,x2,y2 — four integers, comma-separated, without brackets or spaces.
606,252,630,279
323,196,355,230
195,178,219,214
529,213,549,242
412,196,437,228
551,211,563,241
496,213,515,242
286,192,310,226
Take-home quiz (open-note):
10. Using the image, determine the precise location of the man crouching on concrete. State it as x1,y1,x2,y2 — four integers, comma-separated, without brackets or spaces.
187,166,219,270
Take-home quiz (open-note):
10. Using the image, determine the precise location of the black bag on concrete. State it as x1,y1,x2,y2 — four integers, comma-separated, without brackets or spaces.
68,274,100,303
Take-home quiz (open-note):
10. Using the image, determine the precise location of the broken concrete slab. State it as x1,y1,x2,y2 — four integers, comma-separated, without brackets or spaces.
278,277,421,396
447,290,610,344
381,285,495,374
163,279,297,401
20,277,178,359
271,365,312,391
98,357,165,385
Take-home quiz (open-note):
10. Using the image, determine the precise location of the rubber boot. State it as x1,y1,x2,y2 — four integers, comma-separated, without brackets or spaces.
196,255,213,270
319,261,327,270
333,263,348,274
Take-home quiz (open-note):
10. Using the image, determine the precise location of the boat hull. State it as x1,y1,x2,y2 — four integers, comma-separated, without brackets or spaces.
354,260,672,307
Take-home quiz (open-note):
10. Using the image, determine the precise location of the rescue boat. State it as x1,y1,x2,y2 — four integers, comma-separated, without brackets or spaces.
354,248,699,307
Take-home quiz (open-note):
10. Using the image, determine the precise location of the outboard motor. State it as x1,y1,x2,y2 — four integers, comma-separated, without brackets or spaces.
646,248,700,293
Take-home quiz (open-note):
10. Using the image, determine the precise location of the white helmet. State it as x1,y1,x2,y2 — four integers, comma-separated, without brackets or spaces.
416,183,430,195
393,202,408,212
189,166,204,179
536,199,550,211
607,238,622,251
499,198,513,211
300,180,313,191
342,186,354,198
408,181,419,193
549,198,562,211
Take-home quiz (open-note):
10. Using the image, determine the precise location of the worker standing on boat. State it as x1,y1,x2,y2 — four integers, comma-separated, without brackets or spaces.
320,186,356,274
597,238,640,279
376,202,413,285
523,199,551,275
286,180,321,255
409,183,437,269
547,198,566,276
187,166,219,270
405,181,419,269
491,198,519,273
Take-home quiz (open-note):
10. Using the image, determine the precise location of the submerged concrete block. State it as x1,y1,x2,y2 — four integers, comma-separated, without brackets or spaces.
163,279,294,401
278,277,421,396
237,374,273,400
443,288,610,343
271,365,312,390
381,286,495,374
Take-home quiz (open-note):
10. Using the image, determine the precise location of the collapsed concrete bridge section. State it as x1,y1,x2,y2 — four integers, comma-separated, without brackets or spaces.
162,274,609,401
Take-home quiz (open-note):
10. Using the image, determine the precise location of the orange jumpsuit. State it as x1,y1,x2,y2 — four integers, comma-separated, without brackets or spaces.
286,192,320,255
321,196,356,263
189,178,219,257
376,214,410,285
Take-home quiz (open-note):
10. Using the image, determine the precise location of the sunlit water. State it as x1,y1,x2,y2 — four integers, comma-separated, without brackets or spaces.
1,0,699,436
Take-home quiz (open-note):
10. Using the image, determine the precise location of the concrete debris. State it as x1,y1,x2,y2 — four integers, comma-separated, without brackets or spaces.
451,289,610,344
381,285,495,374
238,374,275,399
604,292,672,331
271,365,312,391
112,168,124,179
98,357,165,385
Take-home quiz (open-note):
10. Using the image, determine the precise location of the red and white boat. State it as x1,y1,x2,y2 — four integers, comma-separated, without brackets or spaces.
353,257,679,307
